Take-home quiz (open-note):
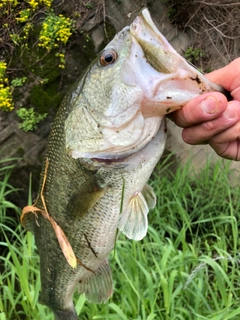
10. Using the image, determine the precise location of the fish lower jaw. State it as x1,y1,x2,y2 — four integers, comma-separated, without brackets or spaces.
71,145,144,164
90,155,129,164
80,138,165,171
82,150,146,169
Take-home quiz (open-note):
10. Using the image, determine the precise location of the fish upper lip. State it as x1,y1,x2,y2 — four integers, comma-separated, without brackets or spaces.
129,9,179,75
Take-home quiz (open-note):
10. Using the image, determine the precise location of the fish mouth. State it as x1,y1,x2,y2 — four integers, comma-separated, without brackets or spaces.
66,9,224,162
129,9,223,117
130,9,179,75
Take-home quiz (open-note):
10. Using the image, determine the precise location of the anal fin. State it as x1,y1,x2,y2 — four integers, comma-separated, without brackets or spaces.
54,308,78,320
78,259,113,304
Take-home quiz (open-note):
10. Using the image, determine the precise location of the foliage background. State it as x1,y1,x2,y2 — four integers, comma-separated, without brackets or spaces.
1,0,240,319
1,0,115,133
1,157,240,319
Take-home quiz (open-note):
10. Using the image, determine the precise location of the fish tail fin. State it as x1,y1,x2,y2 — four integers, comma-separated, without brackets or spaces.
78,259,113,303
54,308,78,320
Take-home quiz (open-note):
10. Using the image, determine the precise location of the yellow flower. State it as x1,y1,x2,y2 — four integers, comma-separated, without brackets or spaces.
0,86,14,112
0,0,19,7
38,12,74,50
42,0,52,7
16,9,31,23
27,0,39,10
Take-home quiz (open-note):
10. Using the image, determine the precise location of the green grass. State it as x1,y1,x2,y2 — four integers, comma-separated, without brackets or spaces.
0,157,21,231
1,156,240,319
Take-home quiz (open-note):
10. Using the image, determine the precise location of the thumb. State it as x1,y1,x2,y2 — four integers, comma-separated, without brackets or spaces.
171,92,228,128
206,57,240,96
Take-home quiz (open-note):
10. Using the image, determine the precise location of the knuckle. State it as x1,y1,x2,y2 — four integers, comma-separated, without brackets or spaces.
201,120,215,132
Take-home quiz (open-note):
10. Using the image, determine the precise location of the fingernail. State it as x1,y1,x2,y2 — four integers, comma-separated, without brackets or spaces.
201,96,219,114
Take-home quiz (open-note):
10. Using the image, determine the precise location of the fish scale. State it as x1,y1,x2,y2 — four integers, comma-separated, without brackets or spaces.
21,8,225,320
35,126,167,316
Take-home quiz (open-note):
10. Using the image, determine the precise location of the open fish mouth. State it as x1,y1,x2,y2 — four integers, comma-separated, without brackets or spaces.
129,9,224,116
130,9,179,74
130,9,224,116
65,9,225,161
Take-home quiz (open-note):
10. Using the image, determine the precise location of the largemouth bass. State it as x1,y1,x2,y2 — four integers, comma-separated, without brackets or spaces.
21,8,224,320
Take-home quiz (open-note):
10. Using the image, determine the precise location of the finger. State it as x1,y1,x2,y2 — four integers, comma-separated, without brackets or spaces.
209,114,240,144
181,100,240,144
171,92,228,128
209,140,240,161
206,57,240,96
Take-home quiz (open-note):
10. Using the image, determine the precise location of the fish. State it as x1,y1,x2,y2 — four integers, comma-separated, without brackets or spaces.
21,8,225,320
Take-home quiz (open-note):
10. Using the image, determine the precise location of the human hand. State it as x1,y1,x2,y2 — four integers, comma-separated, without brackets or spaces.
171,57,240,160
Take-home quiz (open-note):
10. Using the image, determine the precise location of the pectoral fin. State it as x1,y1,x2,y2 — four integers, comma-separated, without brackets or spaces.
117,184,156,241
67,175,108,219
78,259,113,304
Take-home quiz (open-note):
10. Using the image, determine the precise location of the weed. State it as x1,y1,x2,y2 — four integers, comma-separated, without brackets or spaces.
38,11,74,51
1,156,240,319
0,0,76,113
0,157,20,231
85,4,93,9
184,47,205,64
11,77,27,87
167,8,177,18
16,107,47,132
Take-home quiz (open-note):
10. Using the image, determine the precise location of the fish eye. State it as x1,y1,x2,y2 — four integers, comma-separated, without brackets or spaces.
100,49,118,66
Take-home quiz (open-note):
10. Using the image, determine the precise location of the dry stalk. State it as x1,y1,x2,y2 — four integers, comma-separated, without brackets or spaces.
167,0,240,69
